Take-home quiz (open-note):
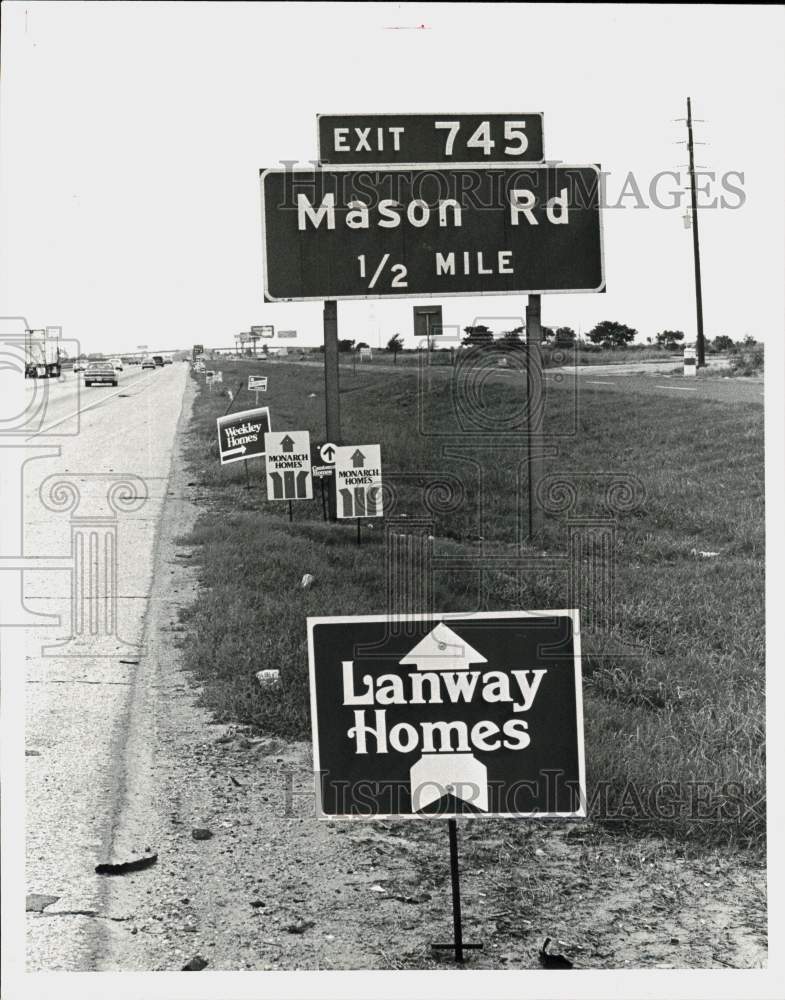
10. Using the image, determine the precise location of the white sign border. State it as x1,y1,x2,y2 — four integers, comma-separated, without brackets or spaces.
315,111,547,167
215,405,272,466
306,608,585,821
259,162,605,303
264,428,313,501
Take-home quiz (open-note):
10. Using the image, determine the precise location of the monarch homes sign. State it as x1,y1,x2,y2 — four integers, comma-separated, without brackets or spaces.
307,611,585,819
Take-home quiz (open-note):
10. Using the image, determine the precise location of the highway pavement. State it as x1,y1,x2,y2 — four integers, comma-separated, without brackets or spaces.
22,363,188,969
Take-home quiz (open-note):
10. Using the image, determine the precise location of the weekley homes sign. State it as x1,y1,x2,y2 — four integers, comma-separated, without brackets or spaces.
307,611,585,818
216,406,271,465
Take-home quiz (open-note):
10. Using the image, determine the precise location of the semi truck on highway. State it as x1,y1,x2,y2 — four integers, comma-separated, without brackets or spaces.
25,328,62,379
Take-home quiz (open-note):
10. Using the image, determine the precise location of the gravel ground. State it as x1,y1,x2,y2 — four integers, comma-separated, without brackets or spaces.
79,377,767,973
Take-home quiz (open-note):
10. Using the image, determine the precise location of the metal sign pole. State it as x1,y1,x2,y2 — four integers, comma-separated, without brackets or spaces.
323,301,341,521
432,818,482,964
526,294,544,538
244,459,251,491
356,519,361,546
288,500,293,523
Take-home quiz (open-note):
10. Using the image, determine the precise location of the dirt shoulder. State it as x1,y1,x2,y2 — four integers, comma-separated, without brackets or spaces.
96,376,767,972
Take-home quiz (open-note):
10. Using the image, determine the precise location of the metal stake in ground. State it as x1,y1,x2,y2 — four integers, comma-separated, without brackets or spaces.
224,382,244,415
319,477,327,521
356,519,361,546
288,499,293,523
432,819,482,964
323,300,341,520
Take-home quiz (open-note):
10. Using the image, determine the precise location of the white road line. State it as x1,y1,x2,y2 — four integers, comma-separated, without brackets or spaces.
654,385,697,391
586,380,615,385
26,373,153,438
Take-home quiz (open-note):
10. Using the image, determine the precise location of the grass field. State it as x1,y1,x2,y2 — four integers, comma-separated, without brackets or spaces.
221,344,688,371
177,360,765,848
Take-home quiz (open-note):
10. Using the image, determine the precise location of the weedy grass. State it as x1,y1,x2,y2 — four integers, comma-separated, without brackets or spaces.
178,360,765,848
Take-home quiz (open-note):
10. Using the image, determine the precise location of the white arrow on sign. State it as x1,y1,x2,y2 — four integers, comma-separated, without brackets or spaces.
320,442,336,463
223,445,247,457
402,623,490,812
410,752,489,812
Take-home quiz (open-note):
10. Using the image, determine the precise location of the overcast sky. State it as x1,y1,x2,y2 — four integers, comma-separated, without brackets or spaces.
2,2,784,355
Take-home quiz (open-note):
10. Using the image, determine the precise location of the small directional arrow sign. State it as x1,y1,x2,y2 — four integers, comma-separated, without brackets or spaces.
216,406,271,465
320,442,336,463
334,444,383,519
264,430,313,501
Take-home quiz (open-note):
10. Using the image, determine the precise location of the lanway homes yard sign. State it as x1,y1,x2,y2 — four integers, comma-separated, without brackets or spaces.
307,611,585,818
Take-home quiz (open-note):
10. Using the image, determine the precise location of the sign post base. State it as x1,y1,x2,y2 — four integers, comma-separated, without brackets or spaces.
431,818,483,964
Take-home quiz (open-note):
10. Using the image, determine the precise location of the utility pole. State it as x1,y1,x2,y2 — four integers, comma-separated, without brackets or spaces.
686,97,706,367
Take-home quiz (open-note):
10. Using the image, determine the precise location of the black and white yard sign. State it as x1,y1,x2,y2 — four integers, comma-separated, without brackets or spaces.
260,165,604,301
264,430,313,500
334,444,383,519
307,611,585,818
216,406,271,465
317,114,544,165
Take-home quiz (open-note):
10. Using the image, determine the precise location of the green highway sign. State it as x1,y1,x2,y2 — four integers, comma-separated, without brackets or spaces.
318,114,544,165
260,165,604,302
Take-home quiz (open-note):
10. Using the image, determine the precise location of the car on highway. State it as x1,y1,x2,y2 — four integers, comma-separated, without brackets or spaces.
110,358,124,371
84,361,119,387
73,361,87,372
141,358,156,370
152,354,165,367
163,356,173,365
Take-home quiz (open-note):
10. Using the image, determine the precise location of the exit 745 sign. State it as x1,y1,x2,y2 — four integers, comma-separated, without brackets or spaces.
318,113,544,165
260,165,604,302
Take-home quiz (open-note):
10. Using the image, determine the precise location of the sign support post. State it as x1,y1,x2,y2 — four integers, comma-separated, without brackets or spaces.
319,478,327,521
526,294,544,539
323,301,341,520
432,819,482,964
